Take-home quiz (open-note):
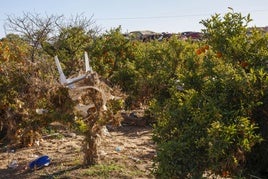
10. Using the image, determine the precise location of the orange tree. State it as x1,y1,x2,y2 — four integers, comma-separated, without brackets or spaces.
201,11,268,176
151,11,268,178
131,36,187,107
88,27,140,107
89,27,135,80
42,26,94,76
0,34,30,62
201,11,268,69
90,28,189,109
0,39,74,146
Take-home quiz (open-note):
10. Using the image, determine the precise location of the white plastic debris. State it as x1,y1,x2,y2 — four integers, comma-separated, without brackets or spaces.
35,108,48,115
8,160,18,169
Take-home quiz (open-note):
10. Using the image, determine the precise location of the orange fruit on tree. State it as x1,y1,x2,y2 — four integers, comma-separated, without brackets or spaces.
216,52,222,58
196,49,202,55
203,45,209,50
200,47,206,53
240,61,249,68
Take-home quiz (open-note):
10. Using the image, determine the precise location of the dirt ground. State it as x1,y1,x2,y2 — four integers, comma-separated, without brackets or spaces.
0,122,156,179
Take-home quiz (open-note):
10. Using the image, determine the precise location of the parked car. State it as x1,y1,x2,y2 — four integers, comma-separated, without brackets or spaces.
126,30,161,41
180,31,203,40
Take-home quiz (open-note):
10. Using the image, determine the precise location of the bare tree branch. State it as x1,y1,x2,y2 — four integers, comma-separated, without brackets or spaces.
5,12,63,62
60,13,100,36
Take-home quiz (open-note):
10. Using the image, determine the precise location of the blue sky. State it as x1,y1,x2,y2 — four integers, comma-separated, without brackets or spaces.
0,0,268,38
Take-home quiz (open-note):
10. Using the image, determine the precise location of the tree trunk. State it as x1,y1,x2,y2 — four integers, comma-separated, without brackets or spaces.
83,129,98,165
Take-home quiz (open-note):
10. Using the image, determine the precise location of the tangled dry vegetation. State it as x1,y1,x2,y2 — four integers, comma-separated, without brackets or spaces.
0,58,156,178
71,71,126,166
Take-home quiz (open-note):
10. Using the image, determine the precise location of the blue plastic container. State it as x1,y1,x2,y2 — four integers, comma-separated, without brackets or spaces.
29,155,51,170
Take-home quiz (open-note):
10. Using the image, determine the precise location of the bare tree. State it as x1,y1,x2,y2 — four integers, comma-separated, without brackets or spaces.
5,12,63,62
60,13,100,36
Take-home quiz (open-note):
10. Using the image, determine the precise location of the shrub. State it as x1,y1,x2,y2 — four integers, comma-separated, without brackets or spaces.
152,11,268,177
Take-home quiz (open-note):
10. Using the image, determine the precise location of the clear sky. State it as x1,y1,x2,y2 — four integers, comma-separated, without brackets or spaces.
0,0,268,38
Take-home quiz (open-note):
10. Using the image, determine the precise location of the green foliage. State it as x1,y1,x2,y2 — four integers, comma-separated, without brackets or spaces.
107,98,125,114
43,26,93,76
89,28,188,108
2,10,268,178
89,27,136,79
153,56,266,178
75,118,88,133
201,11,268,69
152,11,268,178
133,37,186,104
0,34,30,62
89,27,140,108
201,11,250,61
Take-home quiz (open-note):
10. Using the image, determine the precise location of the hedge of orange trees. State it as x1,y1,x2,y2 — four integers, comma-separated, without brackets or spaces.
150,12,268,178
1,11,268,177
